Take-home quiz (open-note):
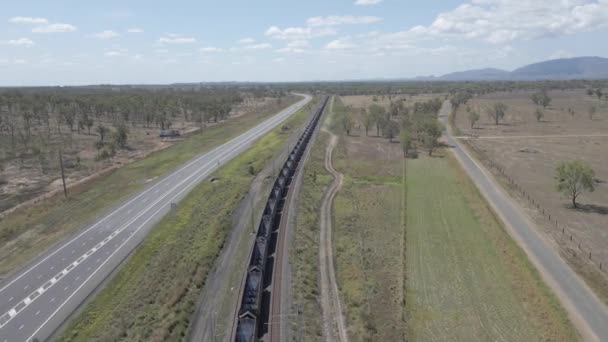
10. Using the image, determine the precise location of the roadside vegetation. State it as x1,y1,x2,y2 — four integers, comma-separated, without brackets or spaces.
59,102,311,342
0,94,299,278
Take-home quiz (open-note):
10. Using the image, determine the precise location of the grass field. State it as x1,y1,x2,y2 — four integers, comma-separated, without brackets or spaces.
0,96,302,278
58,104,311,342
406,152,578,341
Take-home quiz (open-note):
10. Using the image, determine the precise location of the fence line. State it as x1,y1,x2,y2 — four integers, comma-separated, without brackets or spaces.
464,140,606,274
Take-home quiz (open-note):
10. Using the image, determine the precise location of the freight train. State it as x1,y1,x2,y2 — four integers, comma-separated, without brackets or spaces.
234,96,329,342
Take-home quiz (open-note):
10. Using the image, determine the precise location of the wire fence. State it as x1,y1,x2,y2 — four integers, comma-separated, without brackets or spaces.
464,139,607,275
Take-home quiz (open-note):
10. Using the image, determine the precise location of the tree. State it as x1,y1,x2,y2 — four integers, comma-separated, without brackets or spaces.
555,160,595,208
113,124,129,149
596,88,603,100
362,108,373,136
421,120,442,156
588,105,596,120
83,115,94,135
382,119,399,142
531,90,551,108
96,124,108,143
586,88,594,97
340,110,352,136
535,108,544,122
400,129,411,157
368,104,384,136
468,109,480,129
488,102,507,125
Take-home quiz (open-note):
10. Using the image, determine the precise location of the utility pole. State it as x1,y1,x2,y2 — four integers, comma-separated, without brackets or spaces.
58,149,68,198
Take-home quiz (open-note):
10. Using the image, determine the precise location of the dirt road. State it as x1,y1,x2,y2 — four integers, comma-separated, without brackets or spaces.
319,127,349,342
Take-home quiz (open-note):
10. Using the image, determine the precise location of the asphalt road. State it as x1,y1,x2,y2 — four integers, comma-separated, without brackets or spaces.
0,94,311,342
440,101,608,341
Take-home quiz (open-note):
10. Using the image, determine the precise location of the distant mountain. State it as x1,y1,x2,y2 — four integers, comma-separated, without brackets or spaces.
510,57,608,80
425,57,608,81
440,68,510,81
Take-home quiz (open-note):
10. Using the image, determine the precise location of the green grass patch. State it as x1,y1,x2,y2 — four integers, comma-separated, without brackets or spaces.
58,105,310,342
406,152,579,341
0,97,301,277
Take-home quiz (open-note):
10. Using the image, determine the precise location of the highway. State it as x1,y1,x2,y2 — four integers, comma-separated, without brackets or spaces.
440,101,608,341
0,94,312,342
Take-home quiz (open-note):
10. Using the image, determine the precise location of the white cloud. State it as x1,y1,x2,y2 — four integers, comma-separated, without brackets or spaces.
9,16,48,24
4,38,35,46
94,30,120,39
32,23,77,33
277,40,311,54
127,28,144,33
238,38,255,44
273,57,285,63
325,39,356,50
266,15,379,42
243,43,272,50
354,0,382,6
306,15,382,27
407,0,608,44
265,25,336,40
200,47,223,52
158,36,196,44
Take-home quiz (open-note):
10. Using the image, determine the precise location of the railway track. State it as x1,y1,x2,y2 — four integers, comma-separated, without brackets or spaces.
232,96,329,342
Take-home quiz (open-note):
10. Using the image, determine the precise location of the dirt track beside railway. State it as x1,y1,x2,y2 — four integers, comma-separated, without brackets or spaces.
319,127,348,342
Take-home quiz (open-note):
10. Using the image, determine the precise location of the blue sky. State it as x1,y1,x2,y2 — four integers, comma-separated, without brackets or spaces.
1,0,608,85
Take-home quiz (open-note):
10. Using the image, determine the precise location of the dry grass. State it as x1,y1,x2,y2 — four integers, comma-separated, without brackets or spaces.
330,101,406,341
453,89,608,303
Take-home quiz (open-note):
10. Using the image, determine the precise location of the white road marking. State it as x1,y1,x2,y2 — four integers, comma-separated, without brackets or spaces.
13,95,313,339
23,285,28,290
0,96,311,305
75,276,80,281
82,242,86,246
71,250,75,254
50,297,55,303
64,286,68,291
8,297,13,302
50,266,54,270
37,275,42,279
87,267,91,271
127,209,133,214
35,310,40,316
19,324,24,330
